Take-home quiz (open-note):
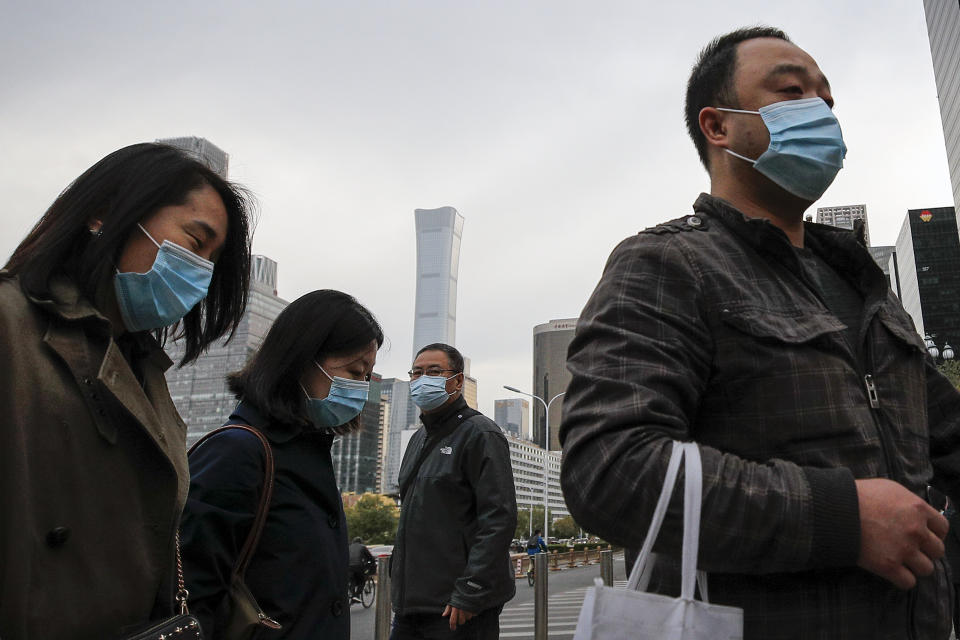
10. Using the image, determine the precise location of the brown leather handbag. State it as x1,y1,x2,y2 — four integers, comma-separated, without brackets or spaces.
189,425,283,639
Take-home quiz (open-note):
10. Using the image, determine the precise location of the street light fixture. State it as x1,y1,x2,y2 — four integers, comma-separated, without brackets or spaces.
925,334,955,361
504,385,565,544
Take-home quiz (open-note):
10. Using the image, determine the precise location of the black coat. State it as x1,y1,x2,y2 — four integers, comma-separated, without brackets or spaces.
391,396,517,615
180,401,349,639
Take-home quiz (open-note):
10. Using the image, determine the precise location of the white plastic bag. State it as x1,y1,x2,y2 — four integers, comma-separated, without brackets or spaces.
573,441,743,640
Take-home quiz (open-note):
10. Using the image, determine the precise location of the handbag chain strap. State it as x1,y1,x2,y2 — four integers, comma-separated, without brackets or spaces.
175,530,190,615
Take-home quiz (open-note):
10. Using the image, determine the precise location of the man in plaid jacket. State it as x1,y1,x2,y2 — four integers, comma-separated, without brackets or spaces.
560,27,960,639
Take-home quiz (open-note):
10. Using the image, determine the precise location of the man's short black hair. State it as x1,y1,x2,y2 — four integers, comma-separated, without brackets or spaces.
685,26,791,170
415,343,464,373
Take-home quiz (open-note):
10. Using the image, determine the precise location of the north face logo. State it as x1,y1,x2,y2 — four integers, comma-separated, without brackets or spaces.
440,446,453,455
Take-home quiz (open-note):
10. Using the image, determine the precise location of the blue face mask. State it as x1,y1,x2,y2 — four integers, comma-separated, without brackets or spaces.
114,224,214,332
302,364,369,428
718,97,847,201
410,374,458,411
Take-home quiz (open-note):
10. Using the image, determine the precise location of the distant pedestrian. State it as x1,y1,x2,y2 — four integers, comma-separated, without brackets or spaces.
180,290,383,639
561,26,960,639
0,142,253,639
390,343,517,639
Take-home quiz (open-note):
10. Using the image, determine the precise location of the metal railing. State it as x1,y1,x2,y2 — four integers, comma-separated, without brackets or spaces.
511,544,613,577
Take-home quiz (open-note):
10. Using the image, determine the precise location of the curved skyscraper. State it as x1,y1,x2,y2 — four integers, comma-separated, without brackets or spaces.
413,206,464,358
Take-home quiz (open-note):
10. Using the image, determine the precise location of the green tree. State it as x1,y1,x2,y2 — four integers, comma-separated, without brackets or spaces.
937,360,960,388
552,515,579,539
344,493,399,544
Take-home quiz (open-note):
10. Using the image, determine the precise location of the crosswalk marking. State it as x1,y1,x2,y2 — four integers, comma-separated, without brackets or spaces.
497,580,628,639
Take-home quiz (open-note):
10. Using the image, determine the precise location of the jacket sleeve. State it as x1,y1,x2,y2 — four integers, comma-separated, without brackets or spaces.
448,427,517,612
559,233,860,575
925,358,960,503
179,430,265,636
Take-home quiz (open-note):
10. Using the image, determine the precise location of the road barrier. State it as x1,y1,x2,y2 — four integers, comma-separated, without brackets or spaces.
511,545,613,578
375,556,392,640
534,552,548,640
600,550,613,586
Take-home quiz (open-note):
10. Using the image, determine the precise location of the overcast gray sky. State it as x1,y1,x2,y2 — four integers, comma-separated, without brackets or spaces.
1,1,953,420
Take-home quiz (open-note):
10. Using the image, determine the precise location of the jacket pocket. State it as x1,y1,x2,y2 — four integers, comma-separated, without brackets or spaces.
876,305,928,356
719,304,845,344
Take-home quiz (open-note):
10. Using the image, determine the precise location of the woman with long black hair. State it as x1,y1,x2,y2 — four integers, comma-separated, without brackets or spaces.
0,142,253,639
181,289,384,640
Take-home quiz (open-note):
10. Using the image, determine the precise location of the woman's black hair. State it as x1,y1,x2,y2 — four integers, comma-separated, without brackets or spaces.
227,290,384,431
3,142,253,365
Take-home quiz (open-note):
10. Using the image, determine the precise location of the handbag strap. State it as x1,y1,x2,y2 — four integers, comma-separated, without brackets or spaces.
626,441,708,602
188,424,275,580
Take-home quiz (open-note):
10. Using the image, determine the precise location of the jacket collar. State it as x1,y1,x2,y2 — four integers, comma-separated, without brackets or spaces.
229,400,331,445
693,193,888,305
17,271,173,372
420,395,469,433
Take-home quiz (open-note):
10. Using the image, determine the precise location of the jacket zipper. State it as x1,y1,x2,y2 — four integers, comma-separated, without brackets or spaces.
860,321,900,481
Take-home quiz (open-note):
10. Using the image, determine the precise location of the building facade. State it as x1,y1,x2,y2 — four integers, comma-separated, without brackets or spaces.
506,435,568,523
379,377,416,495
868,245,900,292
165,255,288,446
894,206,960,347
533,318,577,450
156,136,230,178
413,207,463,358
816,204,869,244
924,0,960,215
495,398,530,440
331,374,384,494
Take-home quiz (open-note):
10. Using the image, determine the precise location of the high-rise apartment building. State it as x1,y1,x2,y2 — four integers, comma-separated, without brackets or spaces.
816,204,870,244
923,0,960,215
533,318,577,450
331,374,384,494
506,435,568,522
156,136,230,179
894,206,960,346
165,255,288,445
413,207,463,358
495,398,530,439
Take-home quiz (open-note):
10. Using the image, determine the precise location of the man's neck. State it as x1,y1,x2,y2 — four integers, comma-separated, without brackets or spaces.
711,177,810,248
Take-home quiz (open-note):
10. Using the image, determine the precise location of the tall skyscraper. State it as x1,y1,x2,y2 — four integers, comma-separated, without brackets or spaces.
331,374,384,494
816,204,870,244
894,206,960,346
495,398,530,439
165,255,288,445
533,318,577,450
923,0,960,215
156,136,230,179
379,377,414,495
413,207,464,358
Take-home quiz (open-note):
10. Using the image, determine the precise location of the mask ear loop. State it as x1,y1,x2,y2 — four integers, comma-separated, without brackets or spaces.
137,223,162,249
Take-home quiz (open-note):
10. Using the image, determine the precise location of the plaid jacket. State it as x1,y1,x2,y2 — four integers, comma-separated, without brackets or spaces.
560,194,960,639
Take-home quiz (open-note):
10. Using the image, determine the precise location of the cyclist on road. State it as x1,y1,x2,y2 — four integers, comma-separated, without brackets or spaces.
348,537,376,601
526,529,547,556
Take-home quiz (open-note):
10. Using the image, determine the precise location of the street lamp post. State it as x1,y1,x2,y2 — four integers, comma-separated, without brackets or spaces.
504,385,565,544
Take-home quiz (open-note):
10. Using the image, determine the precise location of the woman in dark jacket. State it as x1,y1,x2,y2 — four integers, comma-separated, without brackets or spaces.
181,289,384,639
0,143,253,639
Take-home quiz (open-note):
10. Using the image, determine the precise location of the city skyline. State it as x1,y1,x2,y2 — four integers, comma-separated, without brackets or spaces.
2,2,955,421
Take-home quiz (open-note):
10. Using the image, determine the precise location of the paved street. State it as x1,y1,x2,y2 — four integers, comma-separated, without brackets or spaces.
350,552,627,639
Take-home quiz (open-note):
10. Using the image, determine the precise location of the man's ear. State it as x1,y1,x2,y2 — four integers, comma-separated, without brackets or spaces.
699,106,729,150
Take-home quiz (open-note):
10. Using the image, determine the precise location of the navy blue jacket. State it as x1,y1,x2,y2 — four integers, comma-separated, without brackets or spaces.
180,401,349,639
